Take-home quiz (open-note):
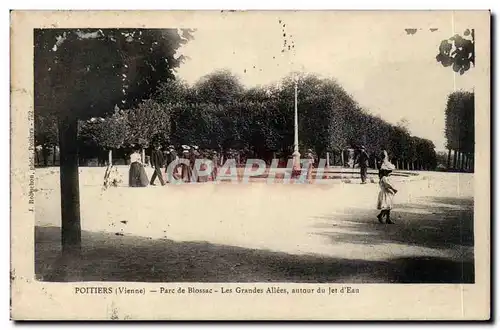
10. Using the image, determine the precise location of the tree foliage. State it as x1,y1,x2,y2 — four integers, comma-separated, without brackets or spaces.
127,99,171,148
193,69,245,104
35,28,195,119
79,109,131,150
436,29,475,75
38,68,438,170
34,112,58,148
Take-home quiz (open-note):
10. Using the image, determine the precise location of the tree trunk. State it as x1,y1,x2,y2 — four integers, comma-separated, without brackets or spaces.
108,149,113,166
326,152,330,168
53,145,57,165
58,116,81,257
447,148,452,169
461,152,466,171
141,148,146,164
453,150,458,169
42,146,48,166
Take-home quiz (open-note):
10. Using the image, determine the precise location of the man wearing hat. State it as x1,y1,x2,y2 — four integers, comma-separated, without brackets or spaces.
180,145,192,182
354,145,370,184
150,143,165,186
164,145,178,182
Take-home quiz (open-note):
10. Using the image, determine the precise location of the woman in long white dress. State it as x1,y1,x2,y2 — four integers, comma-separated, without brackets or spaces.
128,148,149,187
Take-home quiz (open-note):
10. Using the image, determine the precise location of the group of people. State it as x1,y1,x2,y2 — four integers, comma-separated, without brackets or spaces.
126,143,399,225
128,144,220,187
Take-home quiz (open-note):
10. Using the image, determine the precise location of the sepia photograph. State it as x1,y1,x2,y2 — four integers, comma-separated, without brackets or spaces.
10,10,490,320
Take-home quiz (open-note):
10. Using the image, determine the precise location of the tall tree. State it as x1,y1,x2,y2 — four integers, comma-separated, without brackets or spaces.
34,28,193,256
444,90,474,170
79,109,132,164
126,99,171,153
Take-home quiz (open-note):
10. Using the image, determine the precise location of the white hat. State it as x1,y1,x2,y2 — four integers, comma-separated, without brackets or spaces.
181,145,190,150
380,161,395,171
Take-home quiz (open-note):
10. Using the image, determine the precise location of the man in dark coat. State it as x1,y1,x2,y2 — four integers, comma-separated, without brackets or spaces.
150,144,165,186
354,146,369,184
163,145,177,183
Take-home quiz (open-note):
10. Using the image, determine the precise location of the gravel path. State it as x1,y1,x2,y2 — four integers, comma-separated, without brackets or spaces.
35,169,474,283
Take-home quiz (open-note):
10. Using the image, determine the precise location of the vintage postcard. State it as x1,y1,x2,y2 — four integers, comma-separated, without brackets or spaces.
10,10,490,320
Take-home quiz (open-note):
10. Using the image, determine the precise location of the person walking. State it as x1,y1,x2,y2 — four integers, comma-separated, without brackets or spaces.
149,144,165,186
189,145,201,182
354,146,370,184
180,145,192,182
211,150,219,181
376,161,398,224
128,147,149,187
305,149,316,183
164,145,178,182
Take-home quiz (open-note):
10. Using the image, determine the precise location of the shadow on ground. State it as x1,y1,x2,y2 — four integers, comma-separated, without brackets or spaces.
313,196,474,251
35,221,473,284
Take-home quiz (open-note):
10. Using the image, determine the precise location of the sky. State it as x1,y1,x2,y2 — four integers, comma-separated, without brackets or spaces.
174,11,477,151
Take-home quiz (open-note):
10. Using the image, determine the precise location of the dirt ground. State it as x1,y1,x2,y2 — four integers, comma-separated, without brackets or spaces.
34,168,474,283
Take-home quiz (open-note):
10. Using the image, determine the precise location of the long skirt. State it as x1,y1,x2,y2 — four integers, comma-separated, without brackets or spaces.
197,164,209,182
129,162,149,187
377,190,394,210
180,164,192,182
306,163,313,182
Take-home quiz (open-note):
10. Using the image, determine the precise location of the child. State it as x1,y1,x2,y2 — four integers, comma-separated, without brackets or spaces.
376,163,398,224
